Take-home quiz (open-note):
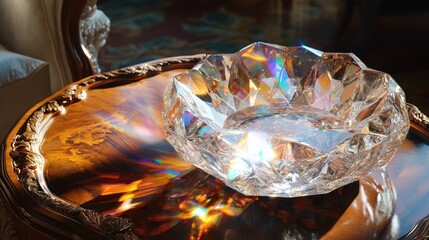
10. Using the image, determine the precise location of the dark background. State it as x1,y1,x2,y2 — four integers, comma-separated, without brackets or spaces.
98,0,429,113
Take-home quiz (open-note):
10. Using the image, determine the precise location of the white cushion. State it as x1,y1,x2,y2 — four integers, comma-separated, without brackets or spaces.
0,43,47,87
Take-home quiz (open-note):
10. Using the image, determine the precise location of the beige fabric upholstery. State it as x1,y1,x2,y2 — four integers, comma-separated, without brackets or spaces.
0,0,72,92
0,0,108,141
0,63,51,142
0,44,47,87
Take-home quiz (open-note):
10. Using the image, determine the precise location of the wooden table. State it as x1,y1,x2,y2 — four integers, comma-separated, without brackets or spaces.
1,56,429,239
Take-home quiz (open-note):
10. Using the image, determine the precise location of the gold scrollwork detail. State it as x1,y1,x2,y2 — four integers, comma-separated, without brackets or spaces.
407,103,429,133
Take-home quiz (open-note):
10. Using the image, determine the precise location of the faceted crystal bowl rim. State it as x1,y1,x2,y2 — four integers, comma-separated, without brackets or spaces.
168,42,392,132
163,42,410,198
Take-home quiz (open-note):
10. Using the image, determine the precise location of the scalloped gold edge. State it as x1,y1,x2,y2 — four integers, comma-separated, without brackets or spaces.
407,103,429,137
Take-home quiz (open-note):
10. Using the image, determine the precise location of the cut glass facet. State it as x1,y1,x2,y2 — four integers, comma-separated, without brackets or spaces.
163,42,409,197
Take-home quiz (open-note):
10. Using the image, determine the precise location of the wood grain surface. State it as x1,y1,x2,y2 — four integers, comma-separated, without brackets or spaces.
2,64,429,239
37,71,429,239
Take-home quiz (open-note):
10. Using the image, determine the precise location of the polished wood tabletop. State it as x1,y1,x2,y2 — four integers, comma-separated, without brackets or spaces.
1,56,429,239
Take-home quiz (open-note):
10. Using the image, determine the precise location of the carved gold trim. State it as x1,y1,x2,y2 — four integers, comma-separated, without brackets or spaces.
9,55,205,239
407,103,429,136
400,214,429,240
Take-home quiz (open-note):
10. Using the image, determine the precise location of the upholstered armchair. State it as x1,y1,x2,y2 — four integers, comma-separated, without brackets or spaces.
0,0,109,141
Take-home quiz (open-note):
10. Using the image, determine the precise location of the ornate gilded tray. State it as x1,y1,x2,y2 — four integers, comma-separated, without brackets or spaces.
1,56,429,239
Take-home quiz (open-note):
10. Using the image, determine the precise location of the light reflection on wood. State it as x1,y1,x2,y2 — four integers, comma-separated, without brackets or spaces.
38,69,429,239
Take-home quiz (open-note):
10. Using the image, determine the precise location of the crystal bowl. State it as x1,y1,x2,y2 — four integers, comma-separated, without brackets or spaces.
163,42,409,197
